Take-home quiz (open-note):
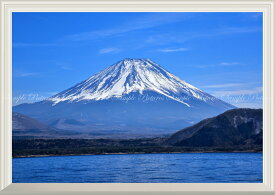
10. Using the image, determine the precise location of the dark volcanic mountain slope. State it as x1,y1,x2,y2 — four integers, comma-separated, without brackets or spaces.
166,108,263,147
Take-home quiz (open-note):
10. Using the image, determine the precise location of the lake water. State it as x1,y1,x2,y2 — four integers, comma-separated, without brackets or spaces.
13,153,262,183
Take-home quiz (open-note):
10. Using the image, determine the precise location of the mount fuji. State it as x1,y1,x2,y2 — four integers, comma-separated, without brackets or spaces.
13,58,235,138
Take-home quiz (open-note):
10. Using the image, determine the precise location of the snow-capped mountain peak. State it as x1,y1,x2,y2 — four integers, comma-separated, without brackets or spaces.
14,58,235,136
48,58,220,106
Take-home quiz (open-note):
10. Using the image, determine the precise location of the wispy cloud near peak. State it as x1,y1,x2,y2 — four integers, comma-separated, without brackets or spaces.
157,48,189,53
203,83,242,88
212,87,262,96
99,48,121,54
63,13,192,42
196,62,242,68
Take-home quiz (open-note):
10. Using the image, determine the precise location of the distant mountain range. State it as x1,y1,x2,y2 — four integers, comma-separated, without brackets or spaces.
13,108,263,157
13,58,235,137
13,108,262,149
13,112,78,138
12,112,57,138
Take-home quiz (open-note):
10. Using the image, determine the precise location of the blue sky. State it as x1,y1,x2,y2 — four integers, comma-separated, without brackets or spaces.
12,12,263,108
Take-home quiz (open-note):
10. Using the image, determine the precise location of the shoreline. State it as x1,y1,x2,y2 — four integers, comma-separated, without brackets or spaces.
13,150,263,158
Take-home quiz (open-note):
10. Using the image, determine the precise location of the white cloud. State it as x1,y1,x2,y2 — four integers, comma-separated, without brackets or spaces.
203,83,242,88
99,48,120,54
187,26,262,41
146,26,261,46
13,14,261,49
195,62,242,68
60,65,72,70
63,13,191,42
212,87,262,96
232,102,263,109
219,62,240,66
13,42,60,47
55,62,72,70
208,87,263,108
216,92,263,108
157,48,189,53
15,72,40,77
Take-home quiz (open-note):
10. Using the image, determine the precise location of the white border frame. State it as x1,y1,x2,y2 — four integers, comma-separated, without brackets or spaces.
0,0,274,194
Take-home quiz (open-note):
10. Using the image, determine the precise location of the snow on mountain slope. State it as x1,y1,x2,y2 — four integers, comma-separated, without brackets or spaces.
13,58,236,137
49,58,223,106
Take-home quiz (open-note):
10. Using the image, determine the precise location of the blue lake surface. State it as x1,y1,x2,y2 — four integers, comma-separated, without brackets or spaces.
13,153,262,183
